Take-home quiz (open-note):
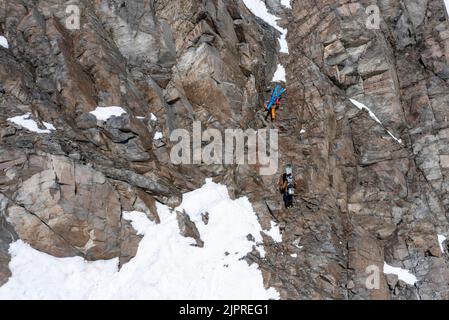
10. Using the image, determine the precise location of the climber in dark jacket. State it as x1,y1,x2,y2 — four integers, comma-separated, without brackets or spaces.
278,172,296,208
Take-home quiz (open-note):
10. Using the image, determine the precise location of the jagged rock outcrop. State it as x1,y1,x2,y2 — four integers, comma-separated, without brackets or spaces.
176,209,204,247
0,0,277,286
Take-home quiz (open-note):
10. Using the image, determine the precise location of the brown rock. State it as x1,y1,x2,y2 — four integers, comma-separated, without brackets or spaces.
176,210,204,248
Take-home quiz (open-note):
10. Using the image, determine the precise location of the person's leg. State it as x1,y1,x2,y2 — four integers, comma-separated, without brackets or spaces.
271,107,276,121
283,193,288,208
287,195,293,208
265,109,270,121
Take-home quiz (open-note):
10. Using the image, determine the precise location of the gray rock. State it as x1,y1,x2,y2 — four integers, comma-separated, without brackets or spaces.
76,113,99,130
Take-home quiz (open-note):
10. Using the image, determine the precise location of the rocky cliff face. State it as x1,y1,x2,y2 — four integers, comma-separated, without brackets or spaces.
261,0,449,299
1,0,449,300
0,0,278,286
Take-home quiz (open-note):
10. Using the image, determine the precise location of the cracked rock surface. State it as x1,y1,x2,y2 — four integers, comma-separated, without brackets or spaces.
1,0,449,299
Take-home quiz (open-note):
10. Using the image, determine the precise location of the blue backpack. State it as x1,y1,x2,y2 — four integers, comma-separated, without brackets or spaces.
265,85,286,111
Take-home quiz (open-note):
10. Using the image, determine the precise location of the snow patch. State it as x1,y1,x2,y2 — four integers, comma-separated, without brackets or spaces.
349,98,403,144
281,0,292,9
0,179,278,300
438,234,447,254
243,0,281,31
272,64,286,82
300,129,306,134
263,221,282,243
383,262,418,285
242,0,288,54
154,131,163,140
290,253,297,258
0,36,9,49
7,113,55,134
150,113,158,121
0,241,118,300
445,0,449,17
90,106,127,121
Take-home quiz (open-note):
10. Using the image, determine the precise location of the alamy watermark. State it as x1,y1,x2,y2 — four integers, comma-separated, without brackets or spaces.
169,121,278,176
366,5,381,30
365,265,381,290
65,4,80,30
57,1,381,176
61,3,381,31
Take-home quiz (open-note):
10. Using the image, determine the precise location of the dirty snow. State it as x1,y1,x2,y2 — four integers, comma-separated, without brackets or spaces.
0,179,278,300
7,113,55,133
154,131,163,140
438,234,447,253
263,221,282,243
349,98,403,144
90,106,127,121
383,262,418,285
0,36,8,49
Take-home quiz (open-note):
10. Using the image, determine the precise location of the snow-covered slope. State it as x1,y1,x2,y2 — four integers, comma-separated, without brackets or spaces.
0,179,279,300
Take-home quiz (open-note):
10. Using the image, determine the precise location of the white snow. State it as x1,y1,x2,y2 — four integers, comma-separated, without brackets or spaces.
445,0,449,17
0,36,8,49
154,131,163,140
243,0,289,83
300,129,306,134
263,221,282,243
281,0,291,9
292,238,303,249
243,0,281,31
438,234,447,254
383,262,418,285
0,179,279,300
290,253,297,258
272,64,286,82
349,98,403,144
0,241,118,300
150,113,158,121
7,113,55,134
278,32,288,54
89,106,127,121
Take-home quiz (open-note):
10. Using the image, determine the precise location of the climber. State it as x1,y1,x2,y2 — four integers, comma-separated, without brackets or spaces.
265,85,285,122
265,96,282,121
278,164,296,208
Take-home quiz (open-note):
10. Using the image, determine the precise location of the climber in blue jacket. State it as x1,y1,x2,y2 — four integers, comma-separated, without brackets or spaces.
265,85,285,122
